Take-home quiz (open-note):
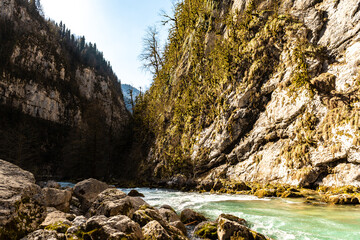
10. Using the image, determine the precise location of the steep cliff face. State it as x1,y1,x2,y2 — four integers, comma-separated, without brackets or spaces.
136,0,360,188
0,0,132,180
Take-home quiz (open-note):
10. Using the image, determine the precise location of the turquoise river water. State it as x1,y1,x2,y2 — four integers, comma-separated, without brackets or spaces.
59,183,360,240
119,188,360,240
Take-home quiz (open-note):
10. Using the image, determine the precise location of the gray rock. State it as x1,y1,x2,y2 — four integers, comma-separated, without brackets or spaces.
85,215,143,240
132,207,188,239
0,160,41,224
159,207,181,223
73,178,109,211
167,174,187,188
142,220,171,240
88,188,148,218
21,229,65,240
66,215,87,236
128,189,145,197
132,207,165,227
217,214,268,240
321,163,360,187
0,160,45,239
34,188,72,212
45,181,61,189
170,220,187,236
180,208,207,225
158,207,187,234
40,211,74,228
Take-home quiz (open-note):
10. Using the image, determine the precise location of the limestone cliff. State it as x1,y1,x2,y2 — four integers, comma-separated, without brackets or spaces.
0,0,132,180
135,0,360,189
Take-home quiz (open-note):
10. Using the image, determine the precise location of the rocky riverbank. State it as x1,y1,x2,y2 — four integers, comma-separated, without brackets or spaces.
0,159,271,240
137,174,360,206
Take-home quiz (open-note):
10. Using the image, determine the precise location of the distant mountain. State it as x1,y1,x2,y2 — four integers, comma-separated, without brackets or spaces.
121,84,140,112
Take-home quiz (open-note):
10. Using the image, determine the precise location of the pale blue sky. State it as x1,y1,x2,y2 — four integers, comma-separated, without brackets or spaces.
41,0,174,90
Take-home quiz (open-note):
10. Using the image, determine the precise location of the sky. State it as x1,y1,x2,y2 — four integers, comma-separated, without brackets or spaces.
41,0,174,90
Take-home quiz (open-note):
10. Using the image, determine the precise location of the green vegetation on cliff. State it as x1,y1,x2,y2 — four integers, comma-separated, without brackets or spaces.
134,0,322,179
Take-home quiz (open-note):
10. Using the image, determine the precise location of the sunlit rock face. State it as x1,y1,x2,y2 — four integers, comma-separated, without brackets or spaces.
138,0,360,188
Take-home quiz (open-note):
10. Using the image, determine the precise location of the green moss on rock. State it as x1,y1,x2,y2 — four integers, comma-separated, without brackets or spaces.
194,222,218,239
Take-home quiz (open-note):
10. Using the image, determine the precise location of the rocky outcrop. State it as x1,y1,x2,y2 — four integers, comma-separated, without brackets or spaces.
136,0,360,191
0,0,132,181
0,159,44,239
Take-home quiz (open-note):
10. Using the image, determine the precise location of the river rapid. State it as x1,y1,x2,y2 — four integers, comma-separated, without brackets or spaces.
119,188,360,240
59,182,360,239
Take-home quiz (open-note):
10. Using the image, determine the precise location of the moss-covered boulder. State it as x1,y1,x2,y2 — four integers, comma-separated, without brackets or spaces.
254,189,277,198
194,221,218,240
0,197,46,240
281,190,304,198
322,194,360,205
217,214,268,240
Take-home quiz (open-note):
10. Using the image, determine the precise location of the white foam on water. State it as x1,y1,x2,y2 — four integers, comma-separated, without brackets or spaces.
56,184,360,240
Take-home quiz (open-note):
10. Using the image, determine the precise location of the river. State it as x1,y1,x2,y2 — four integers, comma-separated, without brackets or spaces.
59,183,360,239
119,188,360,240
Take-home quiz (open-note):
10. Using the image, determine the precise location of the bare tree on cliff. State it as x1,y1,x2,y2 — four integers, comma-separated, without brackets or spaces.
139,26,163,76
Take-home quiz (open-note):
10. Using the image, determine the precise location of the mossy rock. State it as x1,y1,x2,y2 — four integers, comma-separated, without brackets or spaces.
194,221,218,240
45,222,71,234
281,191,304,198
254,189,277,198
0,197,46,240
324,194,360,205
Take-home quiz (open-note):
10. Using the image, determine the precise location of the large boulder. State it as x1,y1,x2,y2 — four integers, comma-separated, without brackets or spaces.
194,221,218,240
217,214,268,240
73,178,109,211
85,215,143,240
88,188,148,218
128,189,145,197
142,220,171,240
180,208,207,225
40,211,74,229
159,207,186,235
0,160,45,240
132,207,165,227
159,207,181,223
0,196,47,240
132,206,188,239
34,188,72,212
21,229,65,240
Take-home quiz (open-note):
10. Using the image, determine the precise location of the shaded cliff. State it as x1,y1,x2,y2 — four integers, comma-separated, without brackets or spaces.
135,0,360,188
0,0,133,180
